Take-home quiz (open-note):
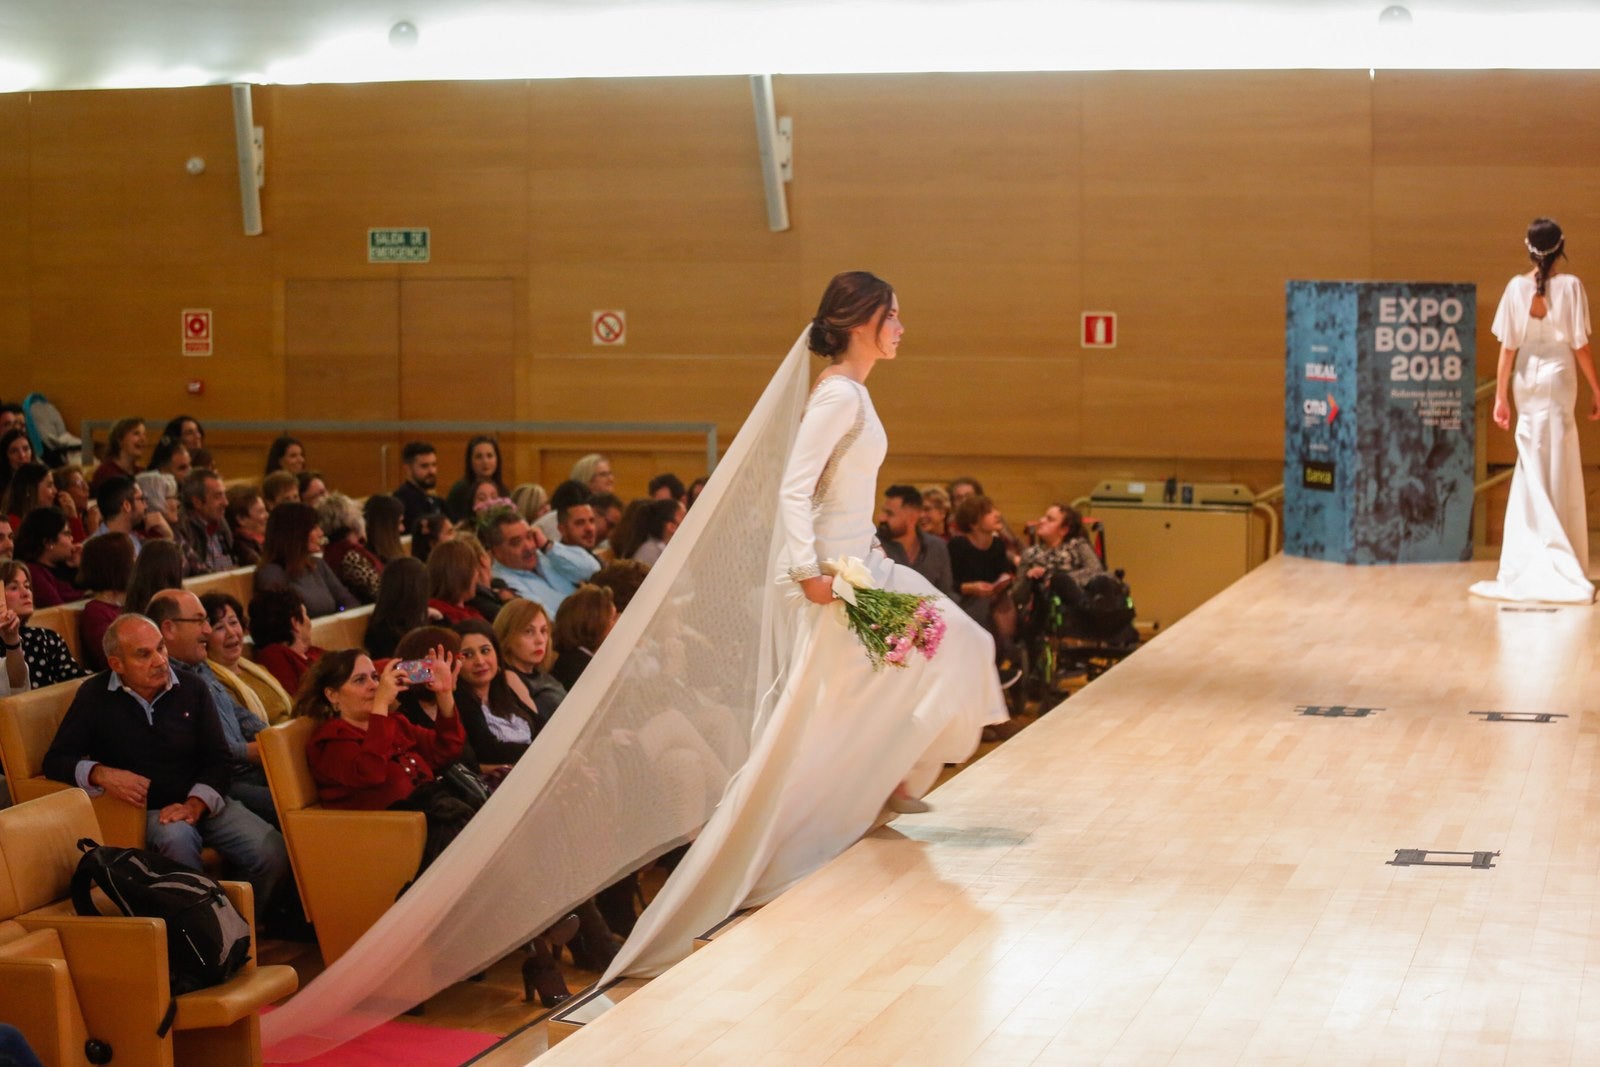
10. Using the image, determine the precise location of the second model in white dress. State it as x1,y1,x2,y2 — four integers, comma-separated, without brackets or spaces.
603,372,1008,980
1470,272,1595,604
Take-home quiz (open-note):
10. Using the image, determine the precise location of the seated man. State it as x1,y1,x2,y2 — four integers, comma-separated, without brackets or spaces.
484,511,598,617
174,469,235,575
393,441,446,536
41,613,289,909
93,474,168,554
533,478,588,543
877,484,954,598
148,589,276,826
557,498,602,563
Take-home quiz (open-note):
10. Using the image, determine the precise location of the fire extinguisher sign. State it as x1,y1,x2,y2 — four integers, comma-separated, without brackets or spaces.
183,309,213,356
1081,312,1116,349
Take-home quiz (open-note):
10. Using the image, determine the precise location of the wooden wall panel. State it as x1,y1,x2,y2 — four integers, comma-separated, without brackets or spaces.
788,74,1084,459
17,87,277,424
8,70,1600,533
527,353,775,429
271,81,530,274
1372,71,1600,168
283,278,399,494
1079,71,1373,460
525,76,801,364
399,278,516,421
0,94,29,367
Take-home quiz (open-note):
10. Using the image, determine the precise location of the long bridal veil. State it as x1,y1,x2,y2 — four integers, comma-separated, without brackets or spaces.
262,331,814,1061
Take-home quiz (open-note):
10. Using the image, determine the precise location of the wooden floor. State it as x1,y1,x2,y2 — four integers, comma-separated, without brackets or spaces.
516,553,1600,1066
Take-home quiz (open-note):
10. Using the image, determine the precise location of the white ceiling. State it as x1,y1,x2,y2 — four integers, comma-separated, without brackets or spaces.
3,0,1600,92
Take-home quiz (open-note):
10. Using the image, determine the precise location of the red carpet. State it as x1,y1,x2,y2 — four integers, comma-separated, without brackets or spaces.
264,1014,500,1067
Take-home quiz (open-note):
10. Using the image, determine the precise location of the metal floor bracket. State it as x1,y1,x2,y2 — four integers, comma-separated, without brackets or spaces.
1470,711,1567,724
1388,849,1498,869
1297,705,1381,717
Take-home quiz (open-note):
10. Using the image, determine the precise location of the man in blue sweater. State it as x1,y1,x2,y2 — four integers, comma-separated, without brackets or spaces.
42,613,288,909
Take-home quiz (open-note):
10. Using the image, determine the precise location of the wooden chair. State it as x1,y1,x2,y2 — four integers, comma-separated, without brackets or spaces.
258,717,424,966
306,603,373,652
0,680,145,848
184,565,256,608
26,604,86,668
0,789,298,1067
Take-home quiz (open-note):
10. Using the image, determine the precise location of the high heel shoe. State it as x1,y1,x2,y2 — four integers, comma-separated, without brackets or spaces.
885,788,932,815
522,940,572,1009
568,899,622,973
541,912,581,948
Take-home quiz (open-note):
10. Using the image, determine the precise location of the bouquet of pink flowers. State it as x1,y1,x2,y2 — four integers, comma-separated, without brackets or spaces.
821,557,947,671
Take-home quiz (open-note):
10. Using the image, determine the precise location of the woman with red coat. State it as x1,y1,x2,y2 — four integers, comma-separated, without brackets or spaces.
300,647,463,812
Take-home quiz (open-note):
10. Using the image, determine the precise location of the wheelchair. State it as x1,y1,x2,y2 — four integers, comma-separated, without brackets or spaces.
1014,569,1142,706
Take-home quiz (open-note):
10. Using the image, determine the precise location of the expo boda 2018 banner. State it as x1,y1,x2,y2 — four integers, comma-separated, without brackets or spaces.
1283,281,1476,564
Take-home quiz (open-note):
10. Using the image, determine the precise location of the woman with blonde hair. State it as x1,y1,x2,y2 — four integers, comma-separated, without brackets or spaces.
492,596,566,720
510,482,549,524
569,454,614,496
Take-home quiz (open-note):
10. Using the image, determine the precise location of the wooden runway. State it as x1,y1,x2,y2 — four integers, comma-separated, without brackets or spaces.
528,554,1600,1065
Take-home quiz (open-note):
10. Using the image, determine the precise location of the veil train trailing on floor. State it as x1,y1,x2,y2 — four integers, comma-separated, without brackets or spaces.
263,332,818,1060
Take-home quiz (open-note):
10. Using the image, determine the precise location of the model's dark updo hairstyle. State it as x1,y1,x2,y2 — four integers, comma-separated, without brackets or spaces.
1527,217,1567,297
808,271,895,358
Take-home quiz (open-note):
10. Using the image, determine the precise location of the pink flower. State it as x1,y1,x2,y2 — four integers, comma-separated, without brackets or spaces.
884,634,912,666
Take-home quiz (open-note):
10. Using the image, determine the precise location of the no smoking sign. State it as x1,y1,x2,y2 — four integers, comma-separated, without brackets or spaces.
592,310,626,347
183,309,213,356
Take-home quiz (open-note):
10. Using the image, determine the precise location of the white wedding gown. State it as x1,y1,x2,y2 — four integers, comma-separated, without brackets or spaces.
602,373,1008,980
1471,273,1595,604
261,332,1003,1061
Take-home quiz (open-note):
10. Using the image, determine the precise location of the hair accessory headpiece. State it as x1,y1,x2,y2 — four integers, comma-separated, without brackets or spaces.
1527,236,1565,258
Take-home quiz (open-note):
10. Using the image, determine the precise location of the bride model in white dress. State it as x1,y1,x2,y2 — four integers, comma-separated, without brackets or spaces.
1471,218,1600,604
602,271,1008,980
259,273,1004,1061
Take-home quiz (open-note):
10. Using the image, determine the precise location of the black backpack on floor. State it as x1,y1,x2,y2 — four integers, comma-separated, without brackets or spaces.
71,838,253,999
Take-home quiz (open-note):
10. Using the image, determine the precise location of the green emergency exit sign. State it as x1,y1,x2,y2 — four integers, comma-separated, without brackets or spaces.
368,228,430,263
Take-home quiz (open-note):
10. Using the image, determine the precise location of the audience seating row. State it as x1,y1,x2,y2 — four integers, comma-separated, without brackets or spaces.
0,788,297,1066
26,565,271,666
0,603,375,851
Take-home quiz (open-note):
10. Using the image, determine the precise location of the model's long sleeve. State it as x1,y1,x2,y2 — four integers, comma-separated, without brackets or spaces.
776,378,861,582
